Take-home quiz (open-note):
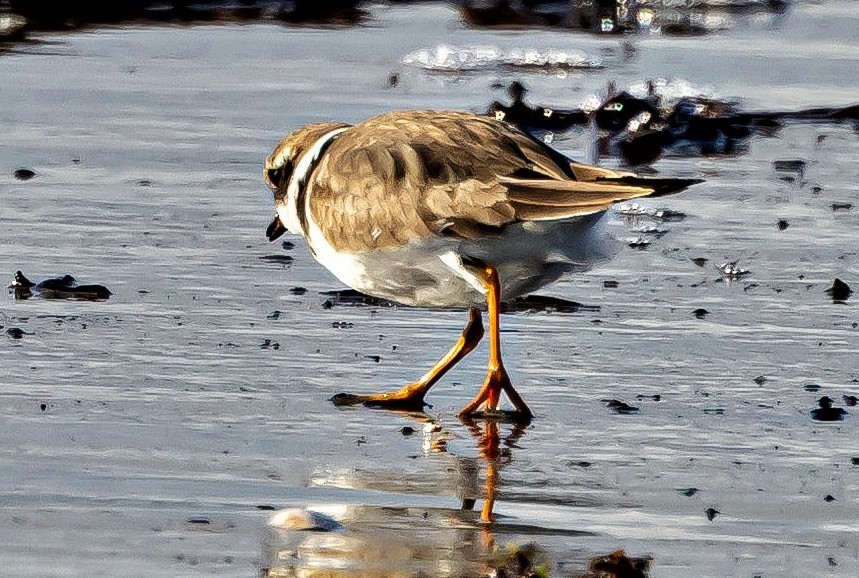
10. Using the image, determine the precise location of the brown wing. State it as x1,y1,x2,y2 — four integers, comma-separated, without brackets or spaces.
307,110,696,252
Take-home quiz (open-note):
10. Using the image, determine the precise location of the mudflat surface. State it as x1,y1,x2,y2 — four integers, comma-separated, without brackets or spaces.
1,2,857,576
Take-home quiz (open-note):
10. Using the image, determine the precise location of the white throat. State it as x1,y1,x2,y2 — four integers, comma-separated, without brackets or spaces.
277,127,349,237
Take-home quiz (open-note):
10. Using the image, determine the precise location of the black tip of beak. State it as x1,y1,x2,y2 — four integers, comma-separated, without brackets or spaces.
266,215,287,242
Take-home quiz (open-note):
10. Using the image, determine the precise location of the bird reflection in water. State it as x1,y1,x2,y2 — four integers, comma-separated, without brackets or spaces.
262,414,652,577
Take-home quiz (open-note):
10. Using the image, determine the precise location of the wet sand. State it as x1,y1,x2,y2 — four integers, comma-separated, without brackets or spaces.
1,1,857,576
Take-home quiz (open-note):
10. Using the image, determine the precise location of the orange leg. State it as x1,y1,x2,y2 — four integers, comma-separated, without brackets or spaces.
331,307,484,411
458,261,533,420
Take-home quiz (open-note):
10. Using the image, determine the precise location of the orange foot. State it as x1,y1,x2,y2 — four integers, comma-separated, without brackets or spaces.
330,386,430,411
458,363,533,422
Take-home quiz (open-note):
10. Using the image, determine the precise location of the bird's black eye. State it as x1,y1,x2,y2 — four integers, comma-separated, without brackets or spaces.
266,159,293,189
267,167,283,188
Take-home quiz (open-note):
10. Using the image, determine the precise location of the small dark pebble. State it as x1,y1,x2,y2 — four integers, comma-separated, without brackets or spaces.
702,408,725,415
331,321,354,329
256,505,276,511
387,72,399,88
831,202,852,211
691,257,708,267
828,557,838,567
364,355,381,363
6,327,25,339
187,517,211,525
281,241,295,250
603,280,619,289
13,168,36,180
288,287,307,295
803,383,822,392
267,310,281,320
823,495,835,502
777,219,789,231
693,308,709,319
636,394,661,401
851,457,859,465
753,375,768,385
678,487,699,497
400,426,416,436
843,395,858,406
606,399,639,414
705,507,719,521
40,403,47,412
568,460,592,468
321,299,333,309
826,278,852,301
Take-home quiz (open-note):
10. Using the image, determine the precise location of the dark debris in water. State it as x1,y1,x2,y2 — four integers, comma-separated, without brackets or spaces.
605,399,639,414
259,254,294,265
831,202,852,212
693,308,709,319
826,278,852,302
772,159,806,183
9,270,111,301
705,507,719,521
13,168,36,180
490,79,859,167
6,327,26,339
809,396,847,422
677,487,699,497
843,395,858,407
575,549,652,578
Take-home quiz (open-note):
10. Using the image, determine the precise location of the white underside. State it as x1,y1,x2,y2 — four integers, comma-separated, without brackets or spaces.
300,211,617,309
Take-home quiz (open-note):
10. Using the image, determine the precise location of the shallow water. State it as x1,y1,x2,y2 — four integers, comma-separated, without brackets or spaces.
1,2,857,577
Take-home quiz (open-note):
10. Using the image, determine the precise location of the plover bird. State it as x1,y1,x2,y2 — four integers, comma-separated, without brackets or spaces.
264,110,701,420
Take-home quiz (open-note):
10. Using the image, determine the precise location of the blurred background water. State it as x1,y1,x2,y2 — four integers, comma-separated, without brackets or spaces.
1,1,857,576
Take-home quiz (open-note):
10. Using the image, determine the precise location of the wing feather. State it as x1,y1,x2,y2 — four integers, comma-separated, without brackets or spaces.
305,110,700,250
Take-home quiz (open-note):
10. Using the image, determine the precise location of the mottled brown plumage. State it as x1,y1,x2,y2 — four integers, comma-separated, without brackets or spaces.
268,110,693,253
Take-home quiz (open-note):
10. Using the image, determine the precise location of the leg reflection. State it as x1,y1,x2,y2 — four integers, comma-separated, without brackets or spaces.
460,415,530,523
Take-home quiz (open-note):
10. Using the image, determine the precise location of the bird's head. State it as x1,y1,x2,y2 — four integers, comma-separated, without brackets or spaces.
264,121,351,241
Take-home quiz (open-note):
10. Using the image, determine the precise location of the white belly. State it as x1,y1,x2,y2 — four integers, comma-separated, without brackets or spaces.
306,212,616,309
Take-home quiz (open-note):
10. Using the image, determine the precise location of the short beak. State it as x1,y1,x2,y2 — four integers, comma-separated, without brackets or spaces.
266,214,287,241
